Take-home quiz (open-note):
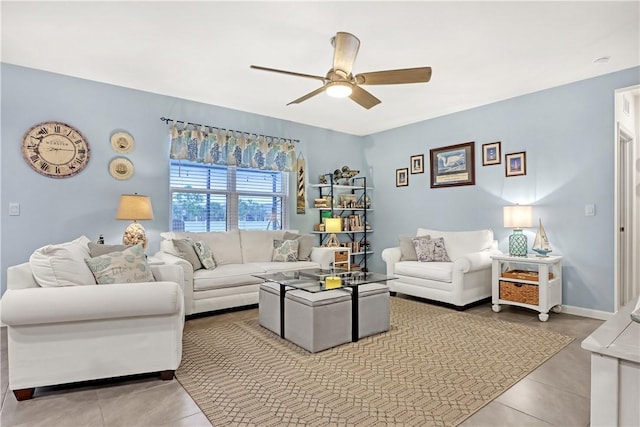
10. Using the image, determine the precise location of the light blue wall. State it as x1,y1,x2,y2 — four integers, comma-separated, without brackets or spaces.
0,64,365,294
2,63,638,312
364,67,640,312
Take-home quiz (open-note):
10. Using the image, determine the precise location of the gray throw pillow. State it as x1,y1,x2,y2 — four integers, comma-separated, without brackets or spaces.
88,242,128,257
413,237,451,262
272,239,299,262
283,231,315,261
398,235,430,261
172,238,203,270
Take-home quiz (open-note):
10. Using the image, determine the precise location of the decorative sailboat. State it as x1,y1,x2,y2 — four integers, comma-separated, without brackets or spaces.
532,218,552,257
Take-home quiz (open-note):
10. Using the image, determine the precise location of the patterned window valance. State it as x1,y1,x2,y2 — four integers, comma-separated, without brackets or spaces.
166,120,297,172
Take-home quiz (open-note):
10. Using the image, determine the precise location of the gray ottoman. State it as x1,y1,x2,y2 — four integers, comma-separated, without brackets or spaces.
350,283,390,338
284,289,351,353
259,282,285,335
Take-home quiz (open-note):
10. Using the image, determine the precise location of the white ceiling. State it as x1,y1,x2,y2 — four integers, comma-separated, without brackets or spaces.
2,1,639,136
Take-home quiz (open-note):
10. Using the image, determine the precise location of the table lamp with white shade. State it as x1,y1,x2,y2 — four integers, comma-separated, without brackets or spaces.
503,205,533,257
116,193,154,249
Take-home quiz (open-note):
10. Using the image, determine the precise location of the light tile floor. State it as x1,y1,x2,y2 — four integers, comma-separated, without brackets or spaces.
0,298,603,427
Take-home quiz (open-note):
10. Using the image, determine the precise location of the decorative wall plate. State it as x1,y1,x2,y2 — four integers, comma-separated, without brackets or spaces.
110,131,135,154
108,157,134,180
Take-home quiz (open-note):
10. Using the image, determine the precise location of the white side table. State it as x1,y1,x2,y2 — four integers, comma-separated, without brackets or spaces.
321,247,351,271
491,254,563,321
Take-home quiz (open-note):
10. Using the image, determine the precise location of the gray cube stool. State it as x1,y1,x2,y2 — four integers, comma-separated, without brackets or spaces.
284,289,352,353
350,283,390,338
259,282,286,335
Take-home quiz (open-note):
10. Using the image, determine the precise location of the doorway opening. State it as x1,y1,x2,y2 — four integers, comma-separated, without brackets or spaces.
614,85,639,310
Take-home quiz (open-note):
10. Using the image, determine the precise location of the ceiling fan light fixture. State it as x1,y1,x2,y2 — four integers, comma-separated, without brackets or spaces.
325,81,352,98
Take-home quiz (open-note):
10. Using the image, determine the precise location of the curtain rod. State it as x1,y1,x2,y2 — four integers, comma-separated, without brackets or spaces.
160,117,299,143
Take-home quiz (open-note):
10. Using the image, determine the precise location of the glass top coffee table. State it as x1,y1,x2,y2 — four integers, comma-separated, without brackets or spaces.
254,268,396,342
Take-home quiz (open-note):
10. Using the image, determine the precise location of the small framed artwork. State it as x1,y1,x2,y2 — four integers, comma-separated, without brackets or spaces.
429,141,476,188
396,168,409,187
410,154,424,174
482,141,501,166
505,152,526,177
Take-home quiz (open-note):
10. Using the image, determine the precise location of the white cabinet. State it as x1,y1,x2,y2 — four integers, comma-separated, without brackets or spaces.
490,254,563,321
581,298,640,427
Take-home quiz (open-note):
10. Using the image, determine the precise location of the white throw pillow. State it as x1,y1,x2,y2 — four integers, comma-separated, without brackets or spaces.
29,235,96,287
272,240,299,262
85,244,155,284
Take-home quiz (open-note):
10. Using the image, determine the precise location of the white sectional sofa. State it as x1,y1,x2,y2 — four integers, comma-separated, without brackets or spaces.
381,228,501,308
153,229,335,316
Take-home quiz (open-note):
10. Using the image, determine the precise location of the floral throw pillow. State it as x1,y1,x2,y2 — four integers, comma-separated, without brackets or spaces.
84,244,155,284
412,237,451,262
272,239,299,262
193,240,217,270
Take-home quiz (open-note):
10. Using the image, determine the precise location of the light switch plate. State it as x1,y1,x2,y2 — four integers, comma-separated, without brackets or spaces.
9,202,20,216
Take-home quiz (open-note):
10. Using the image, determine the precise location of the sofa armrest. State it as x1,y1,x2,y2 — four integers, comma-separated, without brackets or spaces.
150,264,184,289
381,247,402,276
1,282,183,326
453,249,502,273
152,251,194,316
310,247,335,269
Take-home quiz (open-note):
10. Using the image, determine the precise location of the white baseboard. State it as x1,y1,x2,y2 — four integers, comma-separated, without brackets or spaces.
561,304,613,321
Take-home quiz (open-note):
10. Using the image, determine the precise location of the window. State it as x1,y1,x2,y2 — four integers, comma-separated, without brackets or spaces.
170,160,288,232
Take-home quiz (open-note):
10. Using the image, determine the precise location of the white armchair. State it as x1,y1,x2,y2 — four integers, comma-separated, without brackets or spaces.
381,228,501,308
1,262,185,400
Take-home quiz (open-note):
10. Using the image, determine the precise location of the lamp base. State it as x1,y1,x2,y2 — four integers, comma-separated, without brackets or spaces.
123,222,148,249
508,231,527,257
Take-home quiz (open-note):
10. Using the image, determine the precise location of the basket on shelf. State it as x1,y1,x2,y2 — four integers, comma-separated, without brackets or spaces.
499,281,539,305
334,251,349,263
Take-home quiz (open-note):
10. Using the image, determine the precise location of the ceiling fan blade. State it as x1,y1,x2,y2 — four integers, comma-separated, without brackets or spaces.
355,67,432,85
349,85,381,109
287,86,327,105
250,65,325,82
332,32,360,75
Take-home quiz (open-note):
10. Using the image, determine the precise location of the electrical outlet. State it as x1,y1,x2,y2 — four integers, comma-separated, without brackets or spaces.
9,202,20,216
585,204,595,216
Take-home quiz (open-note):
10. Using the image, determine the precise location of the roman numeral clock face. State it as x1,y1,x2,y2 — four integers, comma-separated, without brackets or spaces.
22,121,90,178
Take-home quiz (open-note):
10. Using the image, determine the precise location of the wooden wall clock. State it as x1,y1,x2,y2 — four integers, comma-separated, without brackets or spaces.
22,121,90,178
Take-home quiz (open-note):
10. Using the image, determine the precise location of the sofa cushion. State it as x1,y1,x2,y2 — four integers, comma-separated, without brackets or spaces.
194,240,216,270
29,235,96,287
239,229,287,263
193,264,266,291
272,240,299,262
201,230,243,265
88,242,129,257
413,237,451,262
416,228,494,260
85,244,155,285
171,238,203,270
283,232,315,261
394,261,453,283
399,235,430,261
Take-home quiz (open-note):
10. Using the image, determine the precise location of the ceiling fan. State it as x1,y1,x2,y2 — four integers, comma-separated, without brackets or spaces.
250,32,432,109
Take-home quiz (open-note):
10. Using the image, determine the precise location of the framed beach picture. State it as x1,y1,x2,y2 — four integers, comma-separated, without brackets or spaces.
410,154,424,174
396,168,409,187
429,142,475,188
505,152,526,177
482,141,501,166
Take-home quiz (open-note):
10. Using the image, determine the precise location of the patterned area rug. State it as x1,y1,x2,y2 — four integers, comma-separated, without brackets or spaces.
176,297,573,426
